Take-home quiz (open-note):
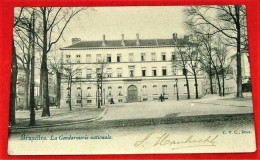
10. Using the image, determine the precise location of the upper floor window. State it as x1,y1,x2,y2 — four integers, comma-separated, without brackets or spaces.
162,52,166,61
162,67,167,76
96,54,102,62
86,69,92,78
117,54,121,62
117,68,122,77
107,54,111,63
76,69,82,78
151,52,156,61
141,53,146,61
172,52,176,60
66,54,71,63
142,68,146,77
86,54,91,63
129,53,134,62
130,69,134,77
76,55,81,63
152,68,157,76
107,68,112,77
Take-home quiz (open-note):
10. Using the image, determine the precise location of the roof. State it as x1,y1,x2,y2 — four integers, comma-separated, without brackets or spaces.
60,38,198,50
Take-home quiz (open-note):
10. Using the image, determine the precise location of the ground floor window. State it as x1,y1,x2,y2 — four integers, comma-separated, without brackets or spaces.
118,99,123,102
87,100,92,103
77,100,81,103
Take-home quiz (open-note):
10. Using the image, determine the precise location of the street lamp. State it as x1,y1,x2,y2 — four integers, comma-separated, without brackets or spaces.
175,78,179,101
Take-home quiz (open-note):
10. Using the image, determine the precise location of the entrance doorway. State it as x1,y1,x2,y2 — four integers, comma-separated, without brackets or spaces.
127,85,138,102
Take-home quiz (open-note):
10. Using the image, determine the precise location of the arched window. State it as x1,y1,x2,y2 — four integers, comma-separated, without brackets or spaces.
87,87,91,97
142,85,147,94
77,87,81,97
153,85,157,94
162,85,168,94
108,86,112,96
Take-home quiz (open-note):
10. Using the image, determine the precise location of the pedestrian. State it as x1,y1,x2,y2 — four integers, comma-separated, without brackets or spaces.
159,94,163,102
110,98,115,104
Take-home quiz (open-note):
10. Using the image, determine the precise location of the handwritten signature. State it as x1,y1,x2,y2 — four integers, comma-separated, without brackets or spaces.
134,133,218,150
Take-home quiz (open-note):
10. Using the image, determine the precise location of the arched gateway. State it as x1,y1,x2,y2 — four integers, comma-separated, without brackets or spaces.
127,85,138,102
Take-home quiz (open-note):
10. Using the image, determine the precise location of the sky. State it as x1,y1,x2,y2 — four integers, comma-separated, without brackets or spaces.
59,6,187,48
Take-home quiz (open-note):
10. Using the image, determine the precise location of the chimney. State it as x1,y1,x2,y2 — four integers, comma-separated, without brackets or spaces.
136,33,140,46
121,34,125,47
172,33,177,44
102,34,106,47
72,38,81,45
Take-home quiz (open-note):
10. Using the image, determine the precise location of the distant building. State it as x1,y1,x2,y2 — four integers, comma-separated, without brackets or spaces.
60,33,205,107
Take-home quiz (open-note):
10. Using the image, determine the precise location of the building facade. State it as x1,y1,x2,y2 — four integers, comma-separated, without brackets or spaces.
60,33,205,107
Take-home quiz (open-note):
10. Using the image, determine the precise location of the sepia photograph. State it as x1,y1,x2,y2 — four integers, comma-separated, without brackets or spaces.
8,6,256,155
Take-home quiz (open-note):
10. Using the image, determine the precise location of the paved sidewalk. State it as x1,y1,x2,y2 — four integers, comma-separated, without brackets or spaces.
101,94,253,121
13,107,106,129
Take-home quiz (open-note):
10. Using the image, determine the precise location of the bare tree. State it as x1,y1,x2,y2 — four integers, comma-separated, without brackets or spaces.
186,46,202,99
174,47,191,99
31,7,86,116
213,36,234,97
184,5,247,98
10,8,24,126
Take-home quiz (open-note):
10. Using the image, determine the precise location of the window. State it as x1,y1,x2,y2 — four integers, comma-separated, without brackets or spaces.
76,69,82,78
107,54,111,62
129,53,134,62
117,54,121,62
162,67,167,76
153,85,158,95
86,54,91,63
77,87,81,97
130,70,134,77
87,100,92,103
76,55,81,63
96,54,102,62
142,85,147,94
108,86,112,96
117,68,122,77
86,69,92,78
87,87,91,97
77,100,81,103
162,85,168,95
118,99,123,102
142,69,146,77
172,52,176,60
141,53,145,61
107,68,112,77
118,86,123,96
66,54,71,63
152,68,157,76
151,53,156,61
162,52,166,61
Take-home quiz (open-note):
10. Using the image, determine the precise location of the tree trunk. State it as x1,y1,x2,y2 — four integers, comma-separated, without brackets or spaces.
193,70,199,99
184,68,190,99
235,5,243,98
209,66,213,94
29,14,36,126
213,66,222,96
68,77,72,111
9,39,18,126
24,71,30,110
41,8,50,117
222,66,225,97
56,72,61,108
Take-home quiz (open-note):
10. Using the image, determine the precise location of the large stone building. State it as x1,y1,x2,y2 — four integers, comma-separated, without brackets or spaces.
60,33,205,107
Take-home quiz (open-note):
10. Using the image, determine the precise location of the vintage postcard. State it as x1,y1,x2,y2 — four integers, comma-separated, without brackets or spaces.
8,6,256,155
